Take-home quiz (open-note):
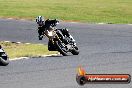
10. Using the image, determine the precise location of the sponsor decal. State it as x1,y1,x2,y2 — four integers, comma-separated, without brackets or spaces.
76,67,131,85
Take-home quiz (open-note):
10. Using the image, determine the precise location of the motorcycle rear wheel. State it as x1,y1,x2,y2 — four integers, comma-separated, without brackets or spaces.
0,55,9,66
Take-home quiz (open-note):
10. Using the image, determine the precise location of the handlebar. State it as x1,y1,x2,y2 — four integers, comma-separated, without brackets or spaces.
51,19,59,27
45,19,59,27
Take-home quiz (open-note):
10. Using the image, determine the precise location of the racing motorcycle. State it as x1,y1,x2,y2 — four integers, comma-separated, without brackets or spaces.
44,21,79,56
0,45,9,66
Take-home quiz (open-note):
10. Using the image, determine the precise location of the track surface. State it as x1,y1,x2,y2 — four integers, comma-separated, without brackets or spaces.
0,19,132,88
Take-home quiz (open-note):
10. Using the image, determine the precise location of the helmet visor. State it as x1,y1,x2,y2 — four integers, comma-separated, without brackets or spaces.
37,21,44,26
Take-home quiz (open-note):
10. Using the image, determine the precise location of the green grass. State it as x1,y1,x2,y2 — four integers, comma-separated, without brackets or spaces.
0,0,132,23
0,42,58,59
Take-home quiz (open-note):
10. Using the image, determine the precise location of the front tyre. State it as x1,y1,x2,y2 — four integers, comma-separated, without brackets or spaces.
71,46,79,55
0,54,9,66
55,41,68,56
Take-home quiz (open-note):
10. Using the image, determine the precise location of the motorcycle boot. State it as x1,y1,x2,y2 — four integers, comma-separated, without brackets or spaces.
62,28,76,46
69,35,76,46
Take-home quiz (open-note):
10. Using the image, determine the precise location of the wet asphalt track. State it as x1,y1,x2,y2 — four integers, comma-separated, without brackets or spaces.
0,19,132,88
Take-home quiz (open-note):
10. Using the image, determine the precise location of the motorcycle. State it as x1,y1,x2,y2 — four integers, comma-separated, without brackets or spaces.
0,45,9,66
43,21,79,56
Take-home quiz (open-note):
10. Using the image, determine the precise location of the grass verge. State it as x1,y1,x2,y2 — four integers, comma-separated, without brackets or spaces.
0,0,132,23
0,41,58,60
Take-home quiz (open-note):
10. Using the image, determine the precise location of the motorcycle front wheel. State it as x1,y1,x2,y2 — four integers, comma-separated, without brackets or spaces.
71,46,79,55
55,41,68,56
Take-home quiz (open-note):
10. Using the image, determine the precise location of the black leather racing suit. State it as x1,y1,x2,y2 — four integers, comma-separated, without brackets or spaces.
38,19,71,40
37,19,75,51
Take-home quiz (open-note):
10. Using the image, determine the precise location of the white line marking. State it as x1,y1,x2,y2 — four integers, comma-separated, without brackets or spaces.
16,42,21,44
10,54,59,61
70,22,78,24
128,24,132,25
4,41,11,43
7,18,13,20
98,23,105,24
25,43,31,44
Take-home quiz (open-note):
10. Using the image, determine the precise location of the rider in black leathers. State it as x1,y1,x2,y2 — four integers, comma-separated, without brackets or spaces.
36,16,76,51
